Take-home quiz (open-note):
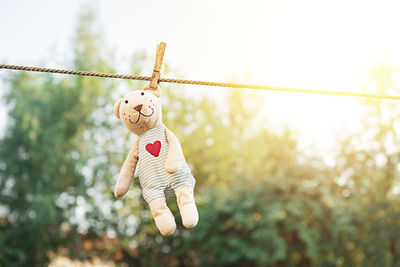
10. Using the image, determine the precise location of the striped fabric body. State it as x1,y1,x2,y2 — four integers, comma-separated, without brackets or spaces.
137,123,195,203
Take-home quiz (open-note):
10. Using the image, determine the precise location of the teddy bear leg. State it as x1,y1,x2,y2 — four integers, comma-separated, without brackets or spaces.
148,197,176,236
175,187,198,228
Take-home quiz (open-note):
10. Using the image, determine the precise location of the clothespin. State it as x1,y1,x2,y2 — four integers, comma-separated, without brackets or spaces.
149,42,166,89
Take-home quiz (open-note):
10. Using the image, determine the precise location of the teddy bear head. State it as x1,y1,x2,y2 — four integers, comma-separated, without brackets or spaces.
113,86,162,136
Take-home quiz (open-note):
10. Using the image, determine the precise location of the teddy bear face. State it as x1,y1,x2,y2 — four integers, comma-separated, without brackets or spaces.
114,89,162,136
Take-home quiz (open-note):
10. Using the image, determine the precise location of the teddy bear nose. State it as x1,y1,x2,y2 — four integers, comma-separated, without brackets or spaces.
134,104,143,112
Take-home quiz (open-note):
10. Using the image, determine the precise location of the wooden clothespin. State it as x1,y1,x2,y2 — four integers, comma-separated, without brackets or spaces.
149,42,166,89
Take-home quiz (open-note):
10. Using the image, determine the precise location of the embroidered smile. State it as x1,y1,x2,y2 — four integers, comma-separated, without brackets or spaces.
128,107,154,124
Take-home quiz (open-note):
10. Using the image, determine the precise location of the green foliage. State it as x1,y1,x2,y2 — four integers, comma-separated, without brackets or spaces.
334,64,400,267
130,87,358,266
0,11,119,266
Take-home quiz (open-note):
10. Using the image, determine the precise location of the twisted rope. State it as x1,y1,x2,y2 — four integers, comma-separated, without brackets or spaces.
1,64,399,100
0,64,152,81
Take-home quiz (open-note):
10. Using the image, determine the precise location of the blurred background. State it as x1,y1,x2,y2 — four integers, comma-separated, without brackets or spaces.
1,0,400,266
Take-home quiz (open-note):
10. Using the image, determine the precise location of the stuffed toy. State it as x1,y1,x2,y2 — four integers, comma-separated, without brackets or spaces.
113,85,198,236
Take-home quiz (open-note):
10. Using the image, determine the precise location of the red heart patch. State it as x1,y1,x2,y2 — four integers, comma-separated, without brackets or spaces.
145,141,161,157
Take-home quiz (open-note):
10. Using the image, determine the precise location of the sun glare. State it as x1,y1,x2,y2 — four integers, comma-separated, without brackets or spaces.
195,0,400,155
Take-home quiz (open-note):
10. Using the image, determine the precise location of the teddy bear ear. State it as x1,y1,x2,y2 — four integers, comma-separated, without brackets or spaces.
143,85,161,98
113,99,122,119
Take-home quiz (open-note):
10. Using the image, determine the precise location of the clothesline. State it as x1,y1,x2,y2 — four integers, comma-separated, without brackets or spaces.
1,64,399,100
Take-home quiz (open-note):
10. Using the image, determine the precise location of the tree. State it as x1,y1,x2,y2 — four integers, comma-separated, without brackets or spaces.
125,87,356,267
335,64,400,266
0,11,120,266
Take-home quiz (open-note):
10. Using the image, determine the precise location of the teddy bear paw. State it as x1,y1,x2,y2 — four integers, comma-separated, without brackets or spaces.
180,204,199,228
155,213,176,236
166,164,180,174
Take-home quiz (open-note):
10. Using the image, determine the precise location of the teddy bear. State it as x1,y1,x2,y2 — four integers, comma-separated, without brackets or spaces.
113,85,198,236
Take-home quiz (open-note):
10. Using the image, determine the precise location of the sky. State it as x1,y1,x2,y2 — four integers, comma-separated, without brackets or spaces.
1,0,400,159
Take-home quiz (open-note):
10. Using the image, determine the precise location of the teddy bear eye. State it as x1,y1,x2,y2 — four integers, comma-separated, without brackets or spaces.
141,92,144,96
125,100,128,104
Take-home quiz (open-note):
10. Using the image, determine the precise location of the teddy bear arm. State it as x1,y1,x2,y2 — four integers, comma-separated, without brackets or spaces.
114,141,139,198
165,127,184,174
